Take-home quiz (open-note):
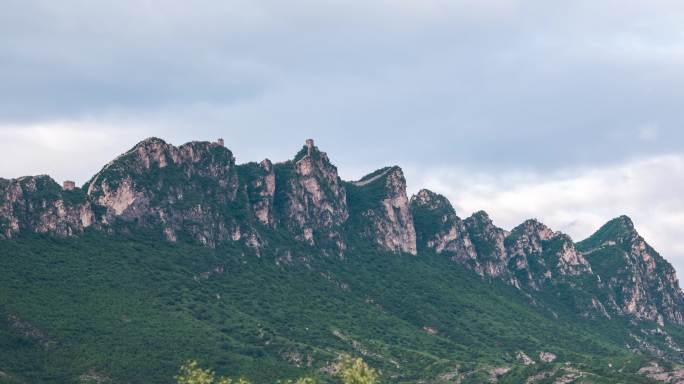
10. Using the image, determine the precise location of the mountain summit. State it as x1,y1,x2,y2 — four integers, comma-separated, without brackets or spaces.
1,138,684,383
1,138,681,324
578,216,684,325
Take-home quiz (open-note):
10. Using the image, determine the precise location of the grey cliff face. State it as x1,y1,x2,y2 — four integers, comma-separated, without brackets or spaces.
1,138,684,327
0,176,93,239
411,189,477,264
241,159,276,227
352,166,417,255
580,216,684,326
413,192,592,289
505,219,592,289
463,211,511,280
85,137,244,247
276,140,349,249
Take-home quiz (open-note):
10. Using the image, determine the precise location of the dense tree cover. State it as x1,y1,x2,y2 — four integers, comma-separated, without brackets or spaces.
0,231,676,383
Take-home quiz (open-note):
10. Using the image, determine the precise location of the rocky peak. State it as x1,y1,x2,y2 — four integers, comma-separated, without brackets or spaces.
463,211,507,258
586,215,639,247
506,220,556,260
349,166,417,255
86,138,242,247
0,175,94,239
506,220,592,287
412,208,592,287
411,189,477,264
275,140,348,249
513,219,555,240
411,189,457,214
578,216,684,325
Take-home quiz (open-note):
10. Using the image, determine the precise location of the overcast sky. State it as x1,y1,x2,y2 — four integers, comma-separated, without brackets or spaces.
1,1,684,273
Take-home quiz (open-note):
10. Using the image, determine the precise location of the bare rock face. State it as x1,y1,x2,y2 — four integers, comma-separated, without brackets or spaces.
516,351,535,366
413,193,592,290
85,137,243,247
411,189,478,265
538,351,557,363
463,211,511,280
350,166,417,255
240,159,276,226
275,140,349,249
2,136,684,333
638,362,684,383
505,219,592,289
0,176,93,239
578,216,684,326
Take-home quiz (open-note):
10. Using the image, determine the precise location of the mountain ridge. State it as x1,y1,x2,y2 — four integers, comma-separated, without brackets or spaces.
1,137,682,326
1,137,684,383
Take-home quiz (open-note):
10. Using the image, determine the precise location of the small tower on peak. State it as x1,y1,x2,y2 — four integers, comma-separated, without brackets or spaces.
216,138,225,147
63,180,76,191
305,139,314,155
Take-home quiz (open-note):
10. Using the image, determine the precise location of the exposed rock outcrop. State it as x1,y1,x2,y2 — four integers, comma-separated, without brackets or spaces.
463,211,511,279
505,219,592,289
578,216,684,325
412,190,593,288
1,137,683,330
86,137,244,247
349,166,417,255
411,189,478,265
239,159,276,226
538,351,557,363
0,175,93,239
435,213,684,327
274,140,349,250
638,361,684,383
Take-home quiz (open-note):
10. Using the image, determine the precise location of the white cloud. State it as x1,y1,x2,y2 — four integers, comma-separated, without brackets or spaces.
407,154,684,276
1,1,684,277
0,120,142,184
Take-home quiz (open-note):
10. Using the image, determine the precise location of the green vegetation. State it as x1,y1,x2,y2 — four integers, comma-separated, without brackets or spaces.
0,229,673,383
176,354,375,384
333,355,378,384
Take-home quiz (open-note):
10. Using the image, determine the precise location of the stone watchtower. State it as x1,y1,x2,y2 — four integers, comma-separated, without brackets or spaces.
305,139,314,155
216,138,225,147
63,180,76,191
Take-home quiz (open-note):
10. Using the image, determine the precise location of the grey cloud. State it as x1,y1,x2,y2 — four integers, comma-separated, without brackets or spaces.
408,154,684,276
1,1,684,270
2,1,684,166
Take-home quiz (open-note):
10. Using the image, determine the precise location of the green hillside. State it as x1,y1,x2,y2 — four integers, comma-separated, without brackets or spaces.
0,231,664,383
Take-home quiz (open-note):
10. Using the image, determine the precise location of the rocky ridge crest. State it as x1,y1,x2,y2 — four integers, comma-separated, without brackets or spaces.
1,137,682,327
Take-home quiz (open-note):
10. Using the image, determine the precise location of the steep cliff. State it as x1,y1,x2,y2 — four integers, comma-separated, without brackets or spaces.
272,140,348,251
3,137,684,382
85,137,248,247
505,219,592,289
238,159,276,227
411,189,478,265
1,137,682,328
411,190,595,292
578,216,684,326
0,175,93,239
347,166,417,255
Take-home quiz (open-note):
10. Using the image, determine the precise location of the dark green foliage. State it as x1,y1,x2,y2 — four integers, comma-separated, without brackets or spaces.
576,216,635,252
344,167,397,223
410,192,456,250
0,230,669,384
463,212,500,258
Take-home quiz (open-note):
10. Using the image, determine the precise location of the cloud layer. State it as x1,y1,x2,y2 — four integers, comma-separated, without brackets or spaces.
409,154,684,274
1,1,683,273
